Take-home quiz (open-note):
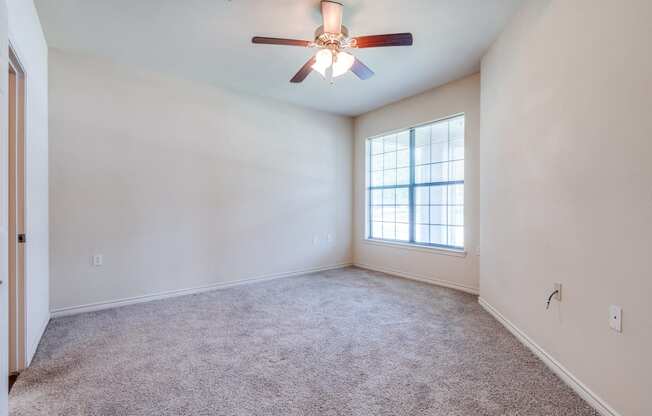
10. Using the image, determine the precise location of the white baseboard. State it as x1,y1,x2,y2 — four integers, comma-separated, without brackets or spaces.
353,262,479,295
478,297,621,416
51,262,352,318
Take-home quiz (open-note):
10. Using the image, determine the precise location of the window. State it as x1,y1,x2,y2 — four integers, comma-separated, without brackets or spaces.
366,115,464,250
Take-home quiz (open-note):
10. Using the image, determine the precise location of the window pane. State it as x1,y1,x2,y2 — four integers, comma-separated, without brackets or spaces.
397,131,410,149
450,139,464,160
430,225,447,245
371,189,382,205
382,223,396,240
449,117,464,141
430,185,447,205
384,152,397,169
430,205,446,225
431,122,448,143
383,135,397,152
415,126,430,146
431,162,449,182
397,168,410,185
371,222,382,238
415,165,430,184
448,226,464,247
371,138,384,155
448,206,464,226
415,145,430,165
431,141,449,163
371,171,383,186
396,188,409,205
396,149,409,167
450,160,464,181
415,224,429,243
371,206,383,222
396,223,409,241
382,206,396,222
449,184,464,205
371,154,383,171
415,205,429,224
383,169,397,186
415,187,429,205
396,205,409,223
382,189,396,205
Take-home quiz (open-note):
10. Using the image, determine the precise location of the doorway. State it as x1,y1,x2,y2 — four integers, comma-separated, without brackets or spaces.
8,45,27,384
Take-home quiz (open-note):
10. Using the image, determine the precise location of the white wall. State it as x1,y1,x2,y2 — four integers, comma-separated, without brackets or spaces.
7,0,49,367
480,1,652,415
0,0,48,412
352,74,480,293
49,49,353,313
0,1,9,412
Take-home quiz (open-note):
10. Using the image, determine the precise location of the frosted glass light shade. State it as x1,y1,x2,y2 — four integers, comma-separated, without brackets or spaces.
312,49,333,77
332,52,354,78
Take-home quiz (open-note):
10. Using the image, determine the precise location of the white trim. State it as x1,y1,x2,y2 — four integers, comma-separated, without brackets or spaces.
354,262,479,295
50,263,353,318
362,239,467,257
478,298,621,416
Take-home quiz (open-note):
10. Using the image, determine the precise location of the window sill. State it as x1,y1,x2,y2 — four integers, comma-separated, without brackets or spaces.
361,239,467,258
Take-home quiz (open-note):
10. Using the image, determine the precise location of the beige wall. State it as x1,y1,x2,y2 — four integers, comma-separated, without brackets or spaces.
480,1,652,415
353,74,480,293
49,49,353,313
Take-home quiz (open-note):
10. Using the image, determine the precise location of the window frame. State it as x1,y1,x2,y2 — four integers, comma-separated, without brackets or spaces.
365,113,465,252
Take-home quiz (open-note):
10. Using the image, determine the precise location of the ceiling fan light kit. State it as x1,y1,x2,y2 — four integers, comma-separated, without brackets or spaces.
251,0,414,83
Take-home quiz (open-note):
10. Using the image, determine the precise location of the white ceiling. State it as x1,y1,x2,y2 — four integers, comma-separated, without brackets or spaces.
34,0,522,116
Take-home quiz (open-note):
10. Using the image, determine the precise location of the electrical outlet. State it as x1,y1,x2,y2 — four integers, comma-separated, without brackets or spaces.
553,283,562,301
92,254,103,267
609,305,622,333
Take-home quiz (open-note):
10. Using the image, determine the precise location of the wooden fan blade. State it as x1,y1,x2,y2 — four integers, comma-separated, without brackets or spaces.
350,58,374,80
290,57,317,83
352,33,413,48
252,37,312,47
321,1,343,34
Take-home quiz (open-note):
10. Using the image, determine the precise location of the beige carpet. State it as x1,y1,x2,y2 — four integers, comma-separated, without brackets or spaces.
10,267,598,415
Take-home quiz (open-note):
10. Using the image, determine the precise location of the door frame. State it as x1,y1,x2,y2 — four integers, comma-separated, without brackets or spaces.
7,43,26,375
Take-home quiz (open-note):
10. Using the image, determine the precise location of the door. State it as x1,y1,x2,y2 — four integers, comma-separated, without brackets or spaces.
8,46,26,375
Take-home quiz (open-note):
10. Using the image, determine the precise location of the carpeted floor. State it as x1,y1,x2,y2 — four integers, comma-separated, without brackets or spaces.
10,267,598,415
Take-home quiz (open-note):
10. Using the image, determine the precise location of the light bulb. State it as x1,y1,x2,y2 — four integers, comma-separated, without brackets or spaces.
332,52,355,78
311,49,333,78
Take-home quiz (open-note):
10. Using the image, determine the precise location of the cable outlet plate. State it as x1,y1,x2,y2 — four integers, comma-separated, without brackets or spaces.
553,283,562,301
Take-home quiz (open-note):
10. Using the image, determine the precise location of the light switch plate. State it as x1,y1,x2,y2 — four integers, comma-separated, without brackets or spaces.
609,305,622,333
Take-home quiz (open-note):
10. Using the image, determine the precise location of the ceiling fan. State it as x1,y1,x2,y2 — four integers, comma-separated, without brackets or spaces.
252,0,413,83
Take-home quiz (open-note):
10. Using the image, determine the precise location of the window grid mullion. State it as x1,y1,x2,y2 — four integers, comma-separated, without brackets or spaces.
408,128,415,244
368,140,372,238
446,120,450,246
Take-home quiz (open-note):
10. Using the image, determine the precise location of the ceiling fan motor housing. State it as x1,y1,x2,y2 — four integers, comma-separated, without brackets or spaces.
314,25,350,52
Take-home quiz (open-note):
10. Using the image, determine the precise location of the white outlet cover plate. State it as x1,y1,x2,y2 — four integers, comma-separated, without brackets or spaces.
609,305,622,333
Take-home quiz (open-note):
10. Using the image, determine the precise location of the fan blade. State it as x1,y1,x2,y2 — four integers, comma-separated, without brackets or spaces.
290,57,317,83
350,58,374,80
352,33,413,48
321,1,343,34
252,37,312,47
